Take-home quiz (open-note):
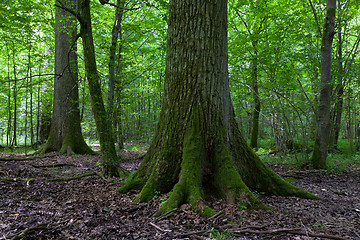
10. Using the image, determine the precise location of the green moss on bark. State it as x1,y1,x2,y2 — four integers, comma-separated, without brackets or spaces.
211,141,262,207
157,114,215,216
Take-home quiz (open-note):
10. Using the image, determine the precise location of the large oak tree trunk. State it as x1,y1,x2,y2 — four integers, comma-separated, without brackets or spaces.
120,0,317,216
311,0,336,169
43,0,93,155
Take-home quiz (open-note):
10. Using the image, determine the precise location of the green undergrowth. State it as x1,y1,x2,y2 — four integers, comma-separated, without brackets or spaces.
0,145,37,155
123,142,150,151
256,139,360,174
209,229,233,240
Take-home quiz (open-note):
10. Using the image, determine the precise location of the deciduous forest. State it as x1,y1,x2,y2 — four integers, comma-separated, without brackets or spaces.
0,0,359,239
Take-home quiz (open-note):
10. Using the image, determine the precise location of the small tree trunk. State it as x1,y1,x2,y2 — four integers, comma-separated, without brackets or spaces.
311,0,336,169
250,45,260,149
78,0,126,177
12,42,18,146
6,43,12,147
329,20,344,150
107,0,124,150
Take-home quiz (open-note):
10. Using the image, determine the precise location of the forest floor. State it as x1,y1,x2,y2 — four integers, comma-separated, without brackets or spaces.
0,149,359,240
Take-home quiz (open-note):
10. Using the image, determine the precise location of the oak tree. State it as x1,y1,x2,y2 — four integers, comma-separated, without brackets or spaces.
43,0,93,155
120,0,317,216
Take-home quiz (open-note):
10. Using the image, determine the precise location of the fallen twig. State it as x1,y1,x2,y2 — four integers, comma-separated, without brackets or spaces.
45,172,97,182
208,210,223,220
286,230,348,240
32,163,75,168
232,227,348,240
175,230,210,238
9,224,50,240
153,208,177,222
149,222,172,233
234,227,302,235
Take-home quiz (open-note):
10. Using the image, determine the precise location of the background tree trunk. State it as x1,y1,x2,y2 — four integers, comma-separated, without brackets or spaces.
329,10,344,151
78,0,125,177
107,0,124,150
311,0,336,169
43,0,93,155
250,45,260,149
120,0,317,216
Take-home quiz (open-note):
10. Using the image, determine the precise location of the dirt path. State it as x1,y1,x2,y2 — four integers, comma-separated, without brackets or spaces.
0,152,359,239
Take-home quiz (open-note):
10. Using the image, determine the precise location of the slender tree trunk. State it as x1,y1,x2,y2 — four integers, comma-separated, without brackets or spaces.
77,0,126,176
12,42,17,146
329,13,344,151
311,0,336,169
107,0,124,150
6,43,12,147
250,45,260,149
30,77,34,146
120,0,317,216
25,42,32,154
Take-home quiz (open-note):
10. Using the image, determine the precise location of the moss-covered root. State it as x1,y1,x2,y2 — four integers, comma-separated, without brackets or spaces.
102,165,128,178
155,122,215,217
212,142,264,209
261,165,320,199
101,153,128,178
244,150,320,200
0,177,35,183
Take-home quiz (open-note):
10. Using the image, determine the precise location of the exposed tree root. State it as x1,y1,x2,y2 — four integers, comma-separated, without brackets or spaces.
0,177,35,183
45,172,98,182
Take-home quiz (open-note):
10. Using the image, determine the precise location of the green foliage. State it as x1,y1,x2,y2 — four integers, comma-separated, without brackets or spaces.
209,229,234,240
327,152,360,174
0,0,359,175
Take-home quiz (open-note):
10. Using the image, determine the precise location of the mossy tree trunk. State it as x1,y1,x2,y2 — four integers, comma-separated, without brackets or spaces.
43,0,93,155
77,0,126,177
311,0,336,169
120,0,318,216
107,0,124,150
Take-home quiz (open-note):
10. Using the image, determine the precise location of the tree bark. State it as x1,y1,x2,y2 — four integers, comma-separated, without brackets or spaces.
120,0,318,216
311,0,336,169
250,44,260,149
12,42,18,146
329,9,343,150
77,0,126,177
43,0,93,155
107,0,124,150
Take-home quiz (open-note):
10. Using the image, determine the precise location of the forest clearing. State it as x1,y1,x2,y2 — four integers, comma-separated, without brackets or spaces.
0,147,359,240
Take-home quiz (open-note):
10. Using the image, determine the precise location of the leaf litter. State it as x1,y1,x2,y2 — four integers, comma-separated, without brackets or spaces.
0,151,359,239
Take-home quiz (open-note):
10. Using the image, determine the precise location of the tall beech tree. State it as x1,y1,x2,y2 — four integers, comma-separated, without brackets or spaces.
311,0,336,169
107,0,124,150
120,0,317,216
43,0,93,154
